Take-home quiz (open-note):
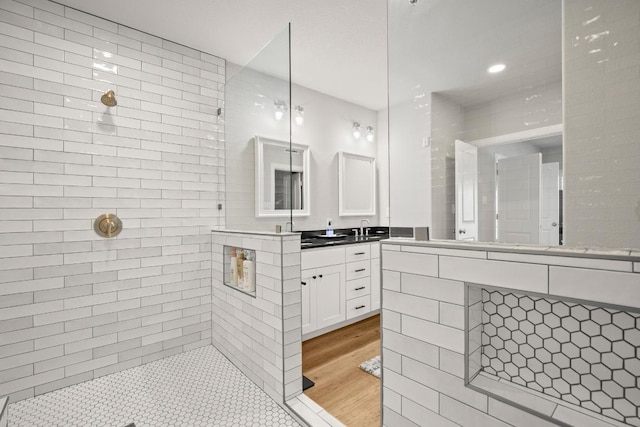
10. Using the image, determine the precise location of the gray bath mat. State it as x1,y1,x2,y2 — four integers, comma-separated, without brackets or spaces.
359,355,381,378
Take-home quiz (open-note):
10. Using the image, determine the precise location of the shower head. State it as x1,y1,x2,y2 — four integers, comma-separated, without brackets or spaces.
101,90,117,107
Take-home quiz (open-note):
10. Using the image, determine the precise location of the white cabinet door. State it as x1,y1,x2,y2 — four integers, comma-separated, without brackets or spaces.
315,264,346,330
301,269,315,335
370,257,380,310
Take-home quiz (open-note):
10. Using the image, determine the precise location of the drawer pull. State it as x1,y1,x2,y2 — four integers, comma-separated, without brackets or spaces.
355,268,366,272
354,252,366,255
312,275,317,279
301,281,307,286
355,286,366,291
355,305,366,310
318,274,323,278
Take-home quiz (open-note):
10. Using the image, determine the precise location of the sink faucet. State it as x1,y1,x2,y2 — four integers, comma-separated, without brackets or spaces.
360,219,370,237
285,221,295,232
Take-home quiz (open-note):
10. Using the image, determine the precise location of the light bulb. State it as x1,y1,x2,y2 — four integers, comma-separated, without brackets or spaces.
352,122,361,139
294,106,304,126
366,126,374,142
488,63,506,74
274,101,287,121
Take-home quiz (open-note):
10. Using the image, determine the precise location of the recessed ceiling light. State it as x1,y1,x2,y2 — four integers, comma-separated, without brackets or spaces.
488,63,506,74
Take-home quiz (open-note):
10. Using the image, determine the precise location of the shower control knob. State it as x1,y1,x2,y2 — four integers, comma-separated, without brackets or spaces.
94,213,122,238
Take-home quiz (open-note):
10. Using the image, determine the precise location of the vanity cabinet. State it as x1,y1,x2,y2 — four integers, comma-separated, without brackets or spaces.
301,247,346,336
301,242,381,339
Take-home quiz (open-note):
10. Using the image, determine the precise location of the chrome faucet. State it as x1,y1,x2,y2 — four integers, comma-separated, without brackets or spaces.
360,219,370,237
285,221,295,232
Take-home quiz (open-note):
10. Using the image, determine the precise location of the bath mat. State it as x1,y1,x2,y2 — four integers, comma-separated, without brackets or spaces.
302,375,315,390
359,355,381,378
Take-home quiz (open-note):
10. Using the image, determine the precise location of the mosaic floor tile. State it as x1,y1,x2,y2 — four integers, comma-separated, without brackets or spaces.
8,346,301,427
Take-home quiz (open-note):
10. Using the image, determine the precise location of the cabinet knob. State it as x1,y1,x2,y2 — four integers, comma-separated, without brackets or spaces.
312,275,317,279
318,274,323,278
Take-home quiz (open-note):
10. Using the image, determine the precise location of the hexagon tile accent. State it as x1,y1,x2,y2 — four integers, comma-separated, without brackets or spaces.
481,289,640,426
8,346,301,427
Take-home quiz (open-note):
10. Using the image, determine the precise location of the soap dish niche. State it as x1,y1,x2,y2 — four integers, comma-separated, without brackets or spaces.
223,245,256,297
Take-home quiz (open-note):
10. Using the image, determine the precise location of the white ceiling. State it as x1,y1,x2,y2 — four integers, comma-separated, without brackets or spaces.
389,0,562,107
54,0,561,113
53,0,389,111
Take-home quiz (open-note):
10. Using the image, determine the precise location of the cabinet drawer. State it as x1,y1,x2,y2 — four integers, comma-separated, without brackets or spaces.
302,246,345,269
346,295,370,319
346,259,369,281
345,244,370,263
346,277,370,300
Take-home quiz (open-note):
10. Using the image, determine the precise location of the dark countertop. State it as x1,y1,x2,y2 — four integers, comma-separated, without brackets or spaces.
300,227,389,249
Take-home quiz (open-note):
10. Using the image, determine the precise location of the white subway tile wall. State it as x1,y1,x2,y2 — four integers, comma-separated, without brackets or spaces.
0,0,224,402
211,231,302,405
381,240,640,427
563,0,640,249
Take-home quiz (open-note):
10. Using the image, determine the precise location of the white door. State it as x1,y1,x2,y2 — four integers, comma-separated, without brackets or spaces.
497,153,542,244
455,140,478,241
541,162,560,246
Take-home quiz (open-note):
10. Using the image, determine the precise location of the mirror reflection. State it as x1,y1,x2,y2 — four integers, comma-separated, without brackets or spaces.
456,132,563,245
388,0,564,245
255,136,310,217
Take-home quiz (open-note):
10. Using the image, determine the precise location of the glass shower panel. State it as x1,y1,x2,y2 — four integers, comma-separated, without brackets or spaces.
387,0,562,242
224,25,292,231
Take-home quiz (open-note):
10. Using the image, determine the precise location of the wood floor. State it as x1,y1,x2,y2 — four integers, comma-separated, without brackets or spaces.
302,314,380,427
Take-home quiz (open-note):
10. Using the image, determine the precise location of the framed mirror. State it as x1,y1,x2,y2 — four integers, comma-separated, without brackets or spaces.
338,151,376,216
255,135,310,217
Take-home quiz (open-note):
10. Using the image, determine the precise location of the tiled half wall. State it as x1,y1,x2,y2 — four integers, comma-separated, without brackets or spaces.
211,230,302,405
380,240,640,427
0,0,224,402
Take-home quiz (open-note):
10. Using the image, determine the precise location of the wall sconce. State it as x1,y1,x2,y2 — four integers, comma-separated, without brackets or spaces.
274,100,287,121
365,126,374,142
352,122,374,142
294,106,304,126
352,122,362,139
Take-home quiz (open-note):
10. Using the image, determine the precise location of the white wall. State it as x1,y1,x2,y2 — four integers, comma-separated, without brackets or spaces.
563,0,640,249
464,80,563,142
430,93,463,239
377,108,390,226
0,0,222,402
388,99,432,229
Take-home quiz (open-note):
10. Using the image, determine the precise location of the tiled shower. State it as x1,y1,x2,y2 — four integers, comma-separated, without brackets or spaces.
1,0,224,403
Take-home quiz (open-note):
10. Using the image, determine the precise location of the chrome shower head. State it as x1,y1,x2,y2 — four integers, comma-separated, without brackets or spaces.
101,90,117,107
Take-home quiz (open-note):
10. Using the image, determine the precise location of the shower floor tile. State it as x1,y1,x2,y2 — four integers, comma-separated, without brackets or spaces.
8,346,301,427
